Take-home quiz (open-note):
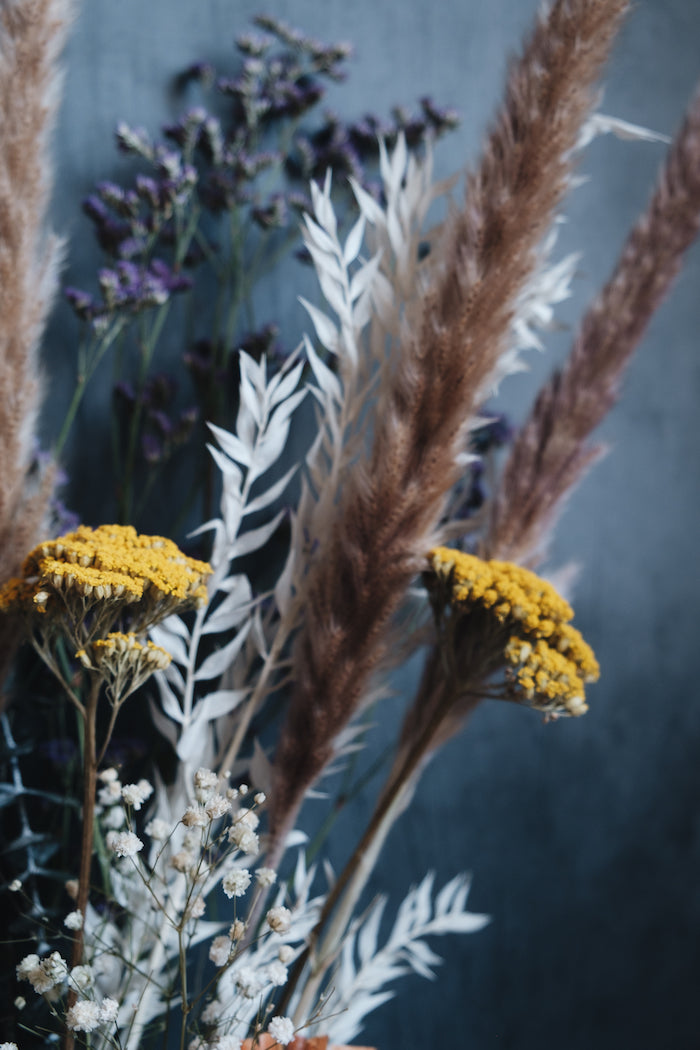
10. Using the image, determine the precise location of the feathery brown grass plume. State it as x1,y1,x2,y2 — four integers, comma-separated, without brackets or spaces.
485,81,700,568
0,0,73,693
269,0,629,855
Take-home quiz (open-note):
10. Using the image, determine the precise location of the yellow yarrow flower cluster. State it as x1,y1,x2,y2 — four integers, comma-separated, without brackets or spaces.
427,546,599,718
0,525,211,706
0,524,211,639
76,632,171,704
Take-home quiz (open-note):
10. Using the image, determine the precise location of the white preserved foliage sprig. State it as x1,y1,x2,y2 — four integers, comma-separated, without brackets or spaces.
147,349,305,772
97,352,308,1045
316,873,489,1044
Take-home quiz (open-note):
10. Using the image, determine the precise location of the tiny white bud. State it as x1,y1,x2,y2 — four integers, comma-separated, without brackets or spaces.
266,905,292,934
64,909,83,930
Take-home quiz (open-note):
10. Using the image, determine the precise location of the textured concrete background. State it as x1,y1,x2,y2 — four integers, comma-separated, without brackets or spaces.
45,1,700,1047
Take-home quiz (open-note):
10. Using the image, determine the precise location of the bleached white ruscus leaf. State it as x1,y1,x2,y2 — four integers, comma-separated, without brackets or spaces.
149,349,306,770
320,873,489,1045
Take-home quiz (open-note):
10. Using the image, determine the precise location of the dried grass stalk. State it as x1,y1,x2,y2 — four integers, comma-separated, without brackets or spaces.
269,0,629,849
0,0,73,690
486,82,700,566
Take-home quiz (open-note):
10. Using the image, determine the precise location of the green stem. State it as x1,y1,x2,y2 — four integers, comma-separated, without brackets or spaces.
120,301,172,522
55,318,126,459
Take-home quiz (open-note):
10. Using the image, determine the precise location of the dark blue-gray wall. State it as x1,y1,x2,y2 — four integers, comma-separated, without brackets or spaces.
46,2,700,1048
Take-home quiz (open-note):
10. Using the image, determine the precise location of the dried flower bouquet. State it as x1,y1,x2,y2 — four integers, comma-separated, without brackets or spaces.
1,1,699,1048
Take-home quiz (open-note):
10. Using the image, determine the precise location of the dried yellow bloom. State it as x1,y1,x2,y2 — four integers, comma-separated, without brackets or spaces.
0,524,211,642
76,632,171,704
0,524,211,705
427,547,599,718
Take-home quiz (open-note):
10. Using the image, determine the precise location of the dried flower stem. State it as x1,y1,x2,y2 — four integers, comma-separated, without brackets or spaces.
284,653,483,1021
485,81,700,565
62,674,99,1050
269,0,629,857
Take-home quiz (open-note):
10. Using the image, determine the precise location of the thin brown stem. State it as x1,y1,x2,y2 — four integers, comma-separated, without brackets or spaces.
280,658,483,1018
64,675,100,1050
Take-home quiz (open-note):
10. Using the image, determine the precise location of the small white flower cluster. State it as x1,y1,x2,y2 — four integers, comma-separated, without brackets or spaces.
121,779,154,810
227,805,260,856
106,829,144,858
16,951,69,994
265,906,292,934
222,868,251,898
64,908,83,930
96,767,154,830
267,1016,295,1045
14,953,113,1033
65,996,119,1032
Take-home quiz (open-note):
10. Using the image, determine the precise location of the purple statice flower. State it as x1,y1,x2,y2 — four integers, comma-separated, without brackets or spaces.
141,432,163,465
95,181,139,219
238,322,284,363
286,190,313,215
135,174,163,210
64,286,98,321
174,60,216,92
97,259,192,314
235,30,275,57
251,193,287,230
173,406,198,445
82,194,132,256
149,258,193,295
253,14,304,49
420,95,461,135
149,409,173,438
297,112,364,182
183,338,216,381
348,113,393,155
115,122,155,160
162,107,209,151
144,372,177,410
113,379,136,405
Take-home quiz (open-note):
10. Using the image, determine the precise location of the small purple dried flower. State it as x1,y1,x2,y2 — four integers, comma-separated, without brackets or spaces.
64,286,98,321
251,193,287,229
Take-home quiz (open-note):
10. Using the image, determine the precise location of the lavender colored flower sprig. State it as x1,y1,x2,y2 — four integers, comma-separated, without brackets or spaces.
60,14,459,531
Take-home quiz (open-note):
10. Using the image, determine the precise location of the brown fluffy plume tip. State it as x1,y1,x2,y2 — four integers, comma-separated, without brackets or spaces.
0,0,74,693
268,0,630,854
486,80,700,567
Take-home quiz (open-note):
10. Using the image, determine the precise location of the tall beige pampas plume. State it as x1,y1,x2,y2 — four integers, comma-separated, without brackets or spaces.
486,82,700,567
0,0,74,690
269,0,629,855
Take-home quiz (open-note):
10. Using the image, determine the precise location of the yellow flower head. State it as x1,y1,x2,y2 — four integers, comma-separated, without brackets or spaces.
0,524,211,640
77,632,171,704
427,546,599,718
